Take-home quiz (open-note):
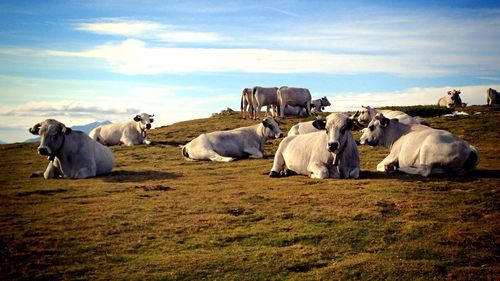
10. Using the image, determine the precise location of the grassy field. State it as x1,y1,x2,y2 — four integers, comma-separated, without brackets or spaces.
1,105,499,280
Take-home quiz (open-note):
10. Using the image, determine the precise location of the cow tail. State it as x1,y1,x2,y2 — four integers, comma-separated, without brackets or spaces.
240,90,244,111
181,145,189,159
463,146,479,171
276,88,281,117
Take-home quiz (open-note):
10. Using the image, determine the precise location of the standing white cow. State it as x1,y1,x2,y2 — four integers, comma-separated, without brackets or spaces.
181,116,283,162
311,96,331,114
486,88,500,106
269,113,359,179
252,86,279,120
29,119,115,179
240,88,254,119
357,106,428,126
359,113,479,177
89,113,154,146
438,89,463,108
277,86,312,117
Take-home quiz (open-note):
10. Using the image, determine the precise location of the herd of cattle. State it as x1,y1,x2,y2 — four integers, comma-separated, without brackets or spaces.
28,87,499,180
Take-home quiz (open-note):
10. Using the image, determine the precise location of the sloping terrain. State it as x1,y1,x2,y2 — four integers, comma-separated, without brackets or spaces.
1,106,499,280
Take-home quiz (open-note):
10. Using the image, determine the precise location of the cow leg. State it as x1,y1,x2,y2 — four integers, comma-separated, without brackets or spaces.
120,136,136,146
254,104,262,120
74,166,97,179
269,148,287,177
43,161,61,179
243,147,264,159
209,153,236,162
398,165,432,177
308,162,329,179
377,152,399,172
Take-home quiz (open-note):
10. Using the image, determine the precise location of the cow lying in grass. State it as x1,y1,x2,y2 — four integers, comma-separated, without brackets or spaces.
89,113,154,146
269,113,359,179
29,119,115,179
360,113,479,177
181,117,283,162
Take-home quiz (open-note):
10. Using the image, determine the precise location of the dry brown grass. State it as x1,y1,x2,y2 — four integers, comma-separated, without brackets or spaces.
1,106,499,280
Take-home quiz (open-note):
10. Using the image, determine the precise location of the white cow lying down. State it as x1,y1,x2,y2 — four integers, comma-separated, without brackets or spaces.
181,117,283,162
29,119,115,179
358,105,428,126
89,113,154,146
360,113,479,177
270,113,359,179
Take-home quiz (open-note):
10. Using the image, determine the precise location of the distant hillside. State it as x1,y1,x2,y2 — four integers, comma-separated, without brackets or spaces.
24,120,111,143
0,140,6,144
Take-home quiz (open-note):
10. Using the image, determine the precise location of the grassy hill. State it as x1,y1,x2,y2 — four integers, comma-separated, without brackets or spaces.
1,106,499,280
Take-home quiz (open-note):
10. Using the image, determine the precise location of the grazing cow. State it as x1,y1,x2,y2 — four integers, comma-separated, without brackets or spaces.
181,116,283,162
311,96,331,114
240,88,254,119
269,113,359,179
358,106,429,126
438,89,463,108
89,113,154,146
277,86,312,117
252,86,279,119
29,119,115,179
486,88,500,106
359,113,479,177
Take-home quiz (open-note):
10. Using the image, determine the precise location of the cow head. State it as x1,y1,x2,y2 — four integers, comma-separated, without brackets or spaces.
262,117,283,139
320,96,331,107
29,119,72,157
358,105,377,125
447,89,462,107
312,113,356,153
359,113,390,146
133,113,154,130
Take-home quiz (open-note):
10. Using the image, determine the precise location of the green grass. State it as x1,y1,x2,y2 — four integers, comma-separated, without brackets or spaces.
1,106,499,280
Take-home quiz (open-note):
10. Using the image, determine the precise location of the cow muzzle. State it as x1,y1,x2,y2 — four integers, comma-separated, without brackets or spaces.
327,142,339,152
38,146,51,156
146,124,151,129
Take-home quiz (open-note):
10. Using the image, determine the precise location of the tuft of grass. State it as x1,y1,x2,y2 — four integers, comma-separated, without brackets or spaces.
0,106,499,280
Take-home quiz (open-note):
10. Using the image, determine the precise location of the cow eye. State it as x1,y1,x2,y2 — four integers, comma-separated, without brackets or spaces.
369,125,375,131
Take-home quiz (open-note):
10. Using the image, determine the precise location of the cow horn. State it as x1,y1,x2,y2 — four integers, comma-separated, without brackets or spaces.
150,114,155,117
29,123,41,135
351,110,360,119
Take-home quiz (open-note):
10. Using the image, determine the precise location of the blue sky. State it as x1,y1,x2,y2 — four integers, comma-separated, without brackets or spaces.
0,0,499,143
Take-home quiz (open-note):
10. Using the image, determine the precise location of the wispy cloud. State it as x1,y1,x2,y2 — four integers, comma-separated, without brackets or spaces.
44,38,434,76
0,101,139,118
75,19,227,43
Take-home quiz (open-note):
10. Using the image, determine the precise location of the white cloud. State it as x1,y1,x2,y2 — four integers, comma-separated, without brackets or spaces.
0,100,139,118
46,38,440,76
75,19,226,43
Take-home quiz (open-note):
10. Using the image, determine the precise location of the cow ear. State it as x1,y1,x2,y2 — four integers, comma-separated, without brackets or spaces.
63,126,72,135
133,115,141,122
380,117,390,127
262,119,271,128
150,118,154,123
29,123,41,135
312,119,326,130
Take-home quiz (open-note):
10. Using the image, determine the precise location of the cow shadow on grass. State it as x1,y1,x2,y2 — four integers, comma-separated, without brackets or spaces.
101,170,182,183
360,169,500,182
